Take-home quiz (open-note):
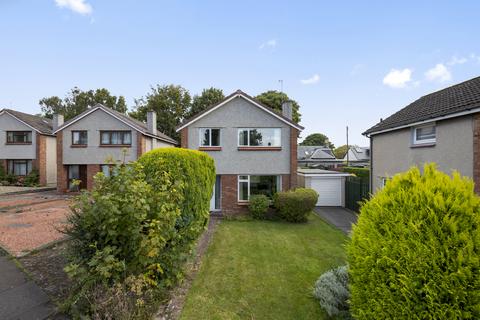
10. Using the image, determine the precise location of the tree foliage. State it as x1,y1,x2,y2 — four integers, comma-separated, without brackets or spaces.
187,87,225,119
130,84,191,140
348,164,480,319
333,145,349,159
300,133,334,148
40,87,127,120
255,90,301,123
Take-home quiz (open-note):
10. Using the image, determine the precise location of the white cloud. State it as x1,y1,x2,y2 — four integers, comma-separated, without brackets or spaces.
55,0,92,15
447,56,468,66
382,68,412,88
425,63,452,82
259,39,277,50
300,74,320,85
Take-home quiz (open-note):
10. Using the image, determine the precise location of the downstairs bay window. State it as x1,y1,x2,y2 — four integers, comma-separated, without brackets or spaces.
238,175,281,201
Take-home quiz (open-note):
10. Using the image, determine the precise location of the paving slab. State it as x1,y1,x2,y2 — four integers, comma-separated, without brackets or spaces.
314,207,358,234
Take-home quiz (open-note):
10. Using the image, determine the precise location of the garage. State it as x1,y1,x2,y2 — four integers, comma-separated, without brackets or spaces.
297,169,351,207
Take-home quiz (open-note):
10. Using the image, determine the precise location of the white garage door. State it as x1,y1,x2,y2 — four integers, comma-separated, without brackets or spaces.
310,177,342,206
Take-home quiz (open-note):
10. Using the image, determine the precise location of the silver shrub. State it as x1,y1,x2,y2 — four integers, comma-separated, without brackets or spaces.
313,265,351,319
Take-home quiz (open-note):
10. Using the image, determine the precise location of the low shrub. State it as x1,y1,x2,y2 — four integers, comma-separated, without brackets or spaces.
248,194,270,219
313,265,351,319
24,169,39,187
348,164,480,319
274,188,318,222
5,173,17,185
341,167,369,179
0,162,5,181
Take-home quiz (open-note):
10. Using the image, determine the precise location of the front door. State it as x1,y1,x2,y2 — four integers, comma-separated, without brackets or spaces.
210,175,221,211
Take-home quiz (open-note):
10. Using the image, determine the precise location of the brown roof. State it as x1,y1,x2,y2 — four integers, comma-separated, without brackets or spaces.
364,76,480,135
1,109,53,135
176,89,304,131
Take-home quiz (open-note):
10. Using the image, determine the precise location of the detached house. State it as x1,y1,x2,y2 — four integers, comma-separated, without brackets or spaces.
0,109,57,185
364,76,480,193
53,104,177,192
176,90,303,214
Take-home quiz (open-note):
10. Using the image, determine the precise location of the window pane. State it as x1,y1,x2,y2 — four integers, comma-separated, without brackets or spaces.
249,129,262,146
101,132,110,144
111,132,121,144
201,129,210,146
239,175,249,181
250,175,278,198
101,165,110,177
239,130,248,146
416,126,435,140
123,132,131,144
261,128,281,147
79,132,87,144
239,181,249,201
211,129,220,146
68,165,80,179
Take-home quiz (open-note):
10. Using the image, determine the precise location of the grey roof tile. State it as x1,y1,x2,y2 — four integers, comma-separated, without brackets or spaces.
1,109,53,135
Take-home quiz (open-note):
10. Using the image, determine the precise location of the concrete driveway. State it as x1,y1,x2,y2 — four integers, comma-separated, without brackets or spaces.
314,207,358,234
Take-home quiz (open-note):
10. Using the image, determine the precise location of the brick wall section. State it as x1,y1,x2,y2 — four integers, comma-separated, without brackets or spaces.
34,133,47,186
86,164,100,190
289,127,299,189
180,128,188,148
137,134,146,158
56,132,68,192
474,114,480,194
220,175,248,216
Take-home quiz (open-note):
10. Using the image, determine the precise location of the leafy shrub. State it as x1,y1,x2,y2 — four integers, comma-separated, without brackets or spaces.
63,148,215,317
249,194,270,219
0,162,5,181
24,169,39,187
274,188,318,222
347,164,480,319
341,167,369,179
313,265,351,319
5,173,17,185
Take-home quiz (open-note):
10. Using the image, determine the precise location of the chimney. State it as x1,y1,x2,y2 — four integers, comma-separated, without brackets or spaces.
282,101,293,120
147,111,157,135
53,114,64,131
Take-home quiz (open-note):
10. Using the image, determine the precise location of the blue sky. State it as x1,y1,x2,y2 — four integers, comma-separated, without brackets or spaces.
1,1,480,146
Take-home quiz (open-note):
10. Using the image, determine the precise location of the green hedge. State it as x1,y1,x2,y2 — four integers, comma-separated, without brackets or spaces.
347,164,480,319
274,188,318,222
249,194,270,219
63,148,215,317
341,167,369,178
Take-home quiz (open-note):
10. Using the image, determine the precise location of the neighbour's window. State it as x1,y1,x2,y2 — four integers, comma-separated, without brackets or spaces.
100,131,132,145
7,160,32,176
200,128,221,147
413,124,436,145
238,128,281,147
6,131,32,144
238,175,281,201
72,131,88,145
100,164,119,177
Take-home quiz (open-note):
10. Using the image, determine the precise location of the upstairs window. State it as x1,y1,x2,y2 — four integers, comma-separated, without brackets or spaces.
100,131,132,146
72,131,88,145
413,124,436,145
6,131,32,144
200,128,221,147
238,128,281,147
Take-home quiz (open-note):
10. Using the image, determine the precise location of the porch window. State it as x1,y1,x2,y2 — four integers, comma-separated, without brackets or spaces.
72,131,88,145
7,160,32,176
6,131,32,144
100,131,132,145
200,128,221,147
238,128,281,147
238,175,281,201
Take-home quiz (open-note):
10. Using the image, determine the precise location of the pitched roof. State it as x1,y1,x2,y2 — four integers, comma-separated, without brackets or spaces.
176,89,304,131
344,146,370,161
54,104,177,145
364,76,480,135
297,146,338,160
0,109,53,135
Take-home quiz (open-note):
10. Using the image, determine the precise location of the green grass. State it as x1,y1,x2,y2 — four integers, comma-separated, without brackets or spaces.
180,214,348,320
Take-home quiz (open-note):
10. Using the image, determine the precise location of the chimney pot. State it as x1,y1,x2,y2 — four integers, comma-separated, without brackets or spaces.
147,111,157,135
282,101,293,120
53,114,64,131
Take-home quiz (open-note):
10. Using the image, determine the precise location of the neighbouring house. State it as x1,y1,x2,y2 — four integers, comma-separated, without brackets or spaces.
364,76,480,193
297,145,343,168
342,146,370,167
176,89,304,215
53,104,177,192
0,109,57,186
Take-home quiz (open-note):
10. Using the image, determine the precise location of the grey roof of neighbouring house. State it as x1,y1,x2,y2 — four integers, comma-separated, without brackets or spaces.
54,104,177,145
1,109,53,135
343,146,370,161
297,146,339,161
364,76,480,135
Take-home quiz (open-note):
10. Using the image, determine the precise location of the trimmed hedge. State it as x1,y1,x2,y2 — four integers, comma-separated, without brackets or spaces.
347,164,480,319
249,194,270,219
274,188,318,222
341,167,369,179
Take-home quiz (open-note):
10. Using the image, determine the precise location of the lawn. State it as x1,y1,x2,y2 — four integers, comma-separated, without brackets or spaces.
180,214,348,320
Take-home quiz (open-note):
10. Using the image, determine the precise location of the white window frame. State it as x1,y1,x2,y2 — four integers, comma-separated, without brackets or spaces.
237,175,282,202
199,128,221,147
412,123,436,145
237,128,282,147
